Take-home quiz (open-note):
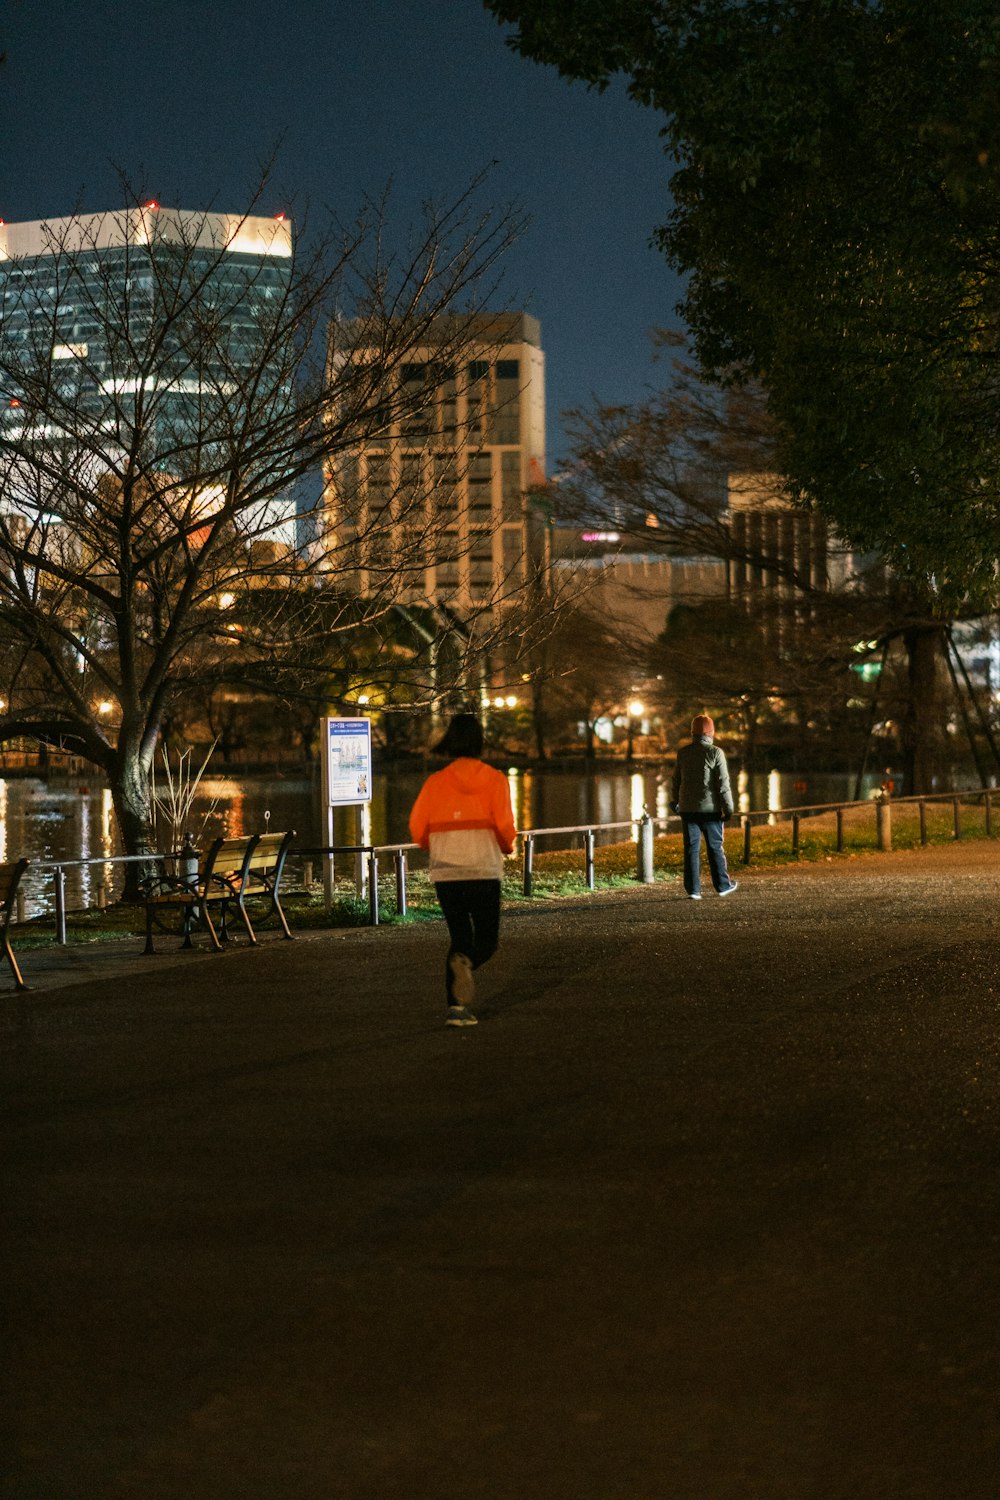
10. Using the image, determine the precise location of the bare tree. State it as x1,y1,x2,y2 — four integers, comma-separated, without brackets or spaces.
554,333,817,586
550,338,990,786
0,178,533,880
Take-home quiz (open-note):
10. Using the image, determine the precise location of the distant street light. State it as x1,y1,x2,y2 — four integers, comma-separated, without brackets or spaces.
626,698,646,761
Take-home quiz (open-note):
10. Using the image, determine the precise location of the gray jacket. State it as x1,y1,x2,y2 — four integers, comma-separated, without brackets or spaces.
670,735,734,819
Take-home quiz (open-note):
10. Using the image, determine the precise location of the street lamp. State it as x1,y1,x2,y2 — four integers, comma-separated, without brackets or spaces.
626,699,645,762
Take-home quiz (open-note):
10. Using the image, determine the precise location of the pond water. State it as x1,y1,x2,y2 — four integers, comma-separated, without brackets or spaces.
1,764,885,917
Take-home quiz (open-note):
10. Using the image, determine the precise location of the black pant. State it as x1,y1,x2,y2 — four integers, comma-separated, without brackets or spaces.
434,879,501,1003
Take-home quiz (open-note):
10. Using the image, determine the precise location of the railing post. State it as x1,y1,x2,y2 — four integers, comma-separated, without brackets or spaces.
953,795,962,840
303,859,314,890
876,794,892,852
54,865,67,945
791,813,800,858
919,798,928,845
368,851,379,926
394,848,407,917
636,812,654,884
15,891,26,924
584,829,595,890
742,815,752,865
836,808,844,852
523,834,534,897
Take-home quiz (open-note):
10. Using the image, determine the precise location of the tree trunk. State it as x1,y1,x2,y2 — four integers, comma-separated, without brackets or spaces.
742,708,759,776
110,739,158,899
531,681,549,761
901,625,948,795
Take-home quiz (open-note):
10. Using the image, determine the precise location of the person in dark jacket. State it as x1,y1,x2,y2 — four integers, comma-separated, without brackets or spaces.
669,714,738,900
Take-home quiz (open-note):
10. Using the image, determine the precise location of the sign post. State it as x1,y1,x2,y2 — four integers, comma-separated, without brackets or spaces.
319,717,373,911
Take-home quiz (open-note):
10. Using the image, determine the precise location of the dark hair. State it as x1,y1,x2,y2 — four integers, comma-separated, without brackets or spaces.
434,713,483,759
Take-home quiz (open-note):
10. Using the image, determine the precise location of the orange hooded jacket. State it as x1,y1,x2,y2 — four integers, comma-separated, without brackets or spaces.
409,757,517,882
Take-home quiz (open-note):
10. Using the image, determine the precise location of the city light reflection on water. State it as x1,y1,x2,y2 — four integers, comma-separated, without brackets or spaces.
3,765,876,917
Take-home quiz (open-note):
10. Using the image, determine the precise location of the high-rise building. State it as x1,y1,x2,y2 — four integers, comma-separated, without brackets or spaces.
0,205,292,409
324,312,546,613
0,205,295,544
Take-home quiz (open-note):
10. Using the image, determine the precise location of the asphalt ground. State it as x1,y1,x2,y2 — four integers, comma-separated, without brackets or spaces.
2,843,999,1500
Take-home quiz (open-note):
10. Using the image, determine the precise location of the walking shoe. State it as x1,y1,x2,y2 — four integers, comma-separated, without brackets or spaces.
446,1005,478,1027
449,951,475,1006
687,892,702,900
718,881,739,896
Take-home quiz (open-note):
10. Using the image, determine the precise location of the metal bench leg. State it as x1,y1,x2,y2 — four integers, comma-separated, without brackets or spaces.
200,904,223,953
274,897,293,941
3,934,28,991
236,897,257,945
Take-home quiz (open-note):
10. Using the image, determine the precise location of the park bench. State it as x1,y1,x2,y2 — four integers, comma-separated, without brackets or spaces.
143,830,295,955
0,857,30,990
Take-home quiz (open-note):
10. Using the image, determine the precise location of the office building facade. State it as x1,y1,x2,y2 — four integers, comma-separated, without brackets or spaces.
324,312,546,613
0,205,295,544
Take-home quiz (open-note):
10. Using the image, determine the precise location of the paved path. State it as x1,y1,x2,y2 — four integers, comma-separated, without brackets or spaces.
2,844,999,1499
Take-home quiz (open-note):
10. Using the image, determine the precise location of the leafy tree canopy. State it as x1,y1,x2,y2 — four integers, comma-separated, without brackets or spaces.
486,0,1000,608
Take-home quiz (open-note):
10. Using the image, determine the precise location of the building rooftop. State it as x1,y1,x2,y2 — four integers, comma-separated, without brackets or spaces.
0,206,292,261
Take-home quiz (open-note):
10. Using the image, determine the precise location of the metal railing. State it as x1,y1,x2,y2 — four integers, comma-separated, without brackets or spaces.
737,786,996,862
300,815,662,925
298,842,419,927
18,786,999,941
520,818,655,896
32,853,166,944
307,788,999,925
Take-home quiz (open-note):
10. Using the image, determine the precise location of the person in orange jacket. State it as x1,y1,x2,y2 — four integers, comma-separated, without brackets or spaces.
409,712,517,1027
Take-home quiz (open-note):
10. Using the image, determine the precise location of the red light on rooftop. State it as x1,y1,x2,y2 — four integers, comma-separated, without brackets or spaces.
275,212,286,221
9,398,21,408
145,200,159,210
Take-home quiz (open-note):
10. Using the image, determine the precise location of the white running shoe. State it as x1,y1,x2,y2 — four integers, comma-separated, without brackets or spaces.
445,1005,478,1027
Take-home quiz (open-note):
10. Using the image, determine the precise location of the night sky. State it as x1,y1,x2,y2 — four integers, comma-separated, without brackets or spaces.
2,0,683,463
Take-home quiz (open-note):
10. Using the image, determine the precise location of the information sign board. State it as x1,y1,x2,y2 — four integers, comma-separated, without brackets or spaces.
321,716,372,806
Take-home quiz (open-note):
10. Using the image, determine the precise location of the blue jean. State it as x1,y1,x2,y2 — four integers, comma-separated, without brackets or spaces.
681,815,732,896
